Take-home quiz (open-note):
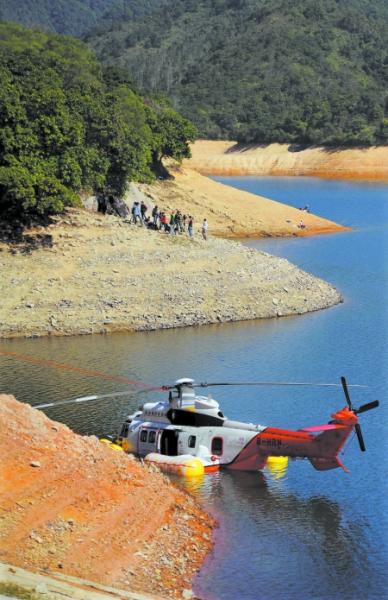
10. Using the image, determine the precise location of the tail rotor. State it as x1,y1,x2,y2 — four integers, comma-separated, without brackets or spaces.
340,376,379,452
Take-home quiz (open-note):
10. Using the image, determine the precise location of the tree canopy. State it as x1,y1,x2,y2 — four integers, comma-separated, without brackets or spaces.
88,0,388,145
0,0,164,36
0,24,196,221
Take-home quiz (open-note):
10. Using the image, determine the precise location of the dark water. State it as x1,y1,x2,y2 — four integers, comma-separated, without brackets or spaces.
1,177,387,599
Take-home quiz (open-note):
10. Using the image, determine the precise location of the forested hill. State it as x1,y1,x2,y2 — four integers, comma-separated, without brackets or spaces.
0,23,196,222
88,0,388,146
0,0,162,36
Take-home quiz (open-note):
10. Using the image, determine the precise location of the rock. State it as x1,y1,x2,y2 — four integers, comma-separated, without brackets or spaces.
182,589,193,599
30,461,41,468
82,196,98,212
35,583,48,594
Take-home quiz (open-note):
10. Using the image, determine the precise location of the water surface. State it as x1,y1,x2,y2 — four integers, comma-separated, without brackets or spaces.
1,176,387,600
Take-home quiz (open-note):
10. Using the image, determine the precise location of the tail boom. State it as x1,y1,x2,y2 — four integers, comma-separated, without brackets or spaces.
226,407,359,473
254,407,358,472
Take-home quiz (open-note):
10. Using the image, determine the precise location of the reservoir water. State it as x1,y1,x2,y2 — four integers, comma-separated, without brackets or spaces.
1,177,387,599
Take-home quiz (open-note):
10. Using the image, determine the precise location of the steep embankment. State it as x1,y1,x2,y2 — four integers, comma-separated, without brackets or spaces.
0,208,342,339
185,140,388,181
0,394,214,599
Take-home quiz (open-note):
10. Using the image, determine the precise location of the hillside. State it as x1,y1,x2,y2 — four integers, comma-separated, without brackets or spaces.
88,0,388,145
0,0,163,36
0,0,116,36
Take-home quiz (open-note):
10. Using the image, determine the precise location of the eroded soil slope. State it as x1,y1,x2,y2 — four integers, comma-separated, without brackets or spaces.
186,140,388,181
0,395,214,598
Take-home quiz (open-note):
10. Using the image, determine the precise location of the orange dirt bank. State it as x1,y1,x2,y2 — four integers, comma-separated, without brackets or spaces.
185,140,388,181
0,395,214,599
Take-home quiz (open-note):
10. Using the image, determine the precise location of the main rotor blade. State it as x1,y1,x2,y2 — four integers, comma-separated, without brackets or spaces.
355,423,366,452
34,387,158,410
356,400,379,414
197,381,367,389
341,376,353,409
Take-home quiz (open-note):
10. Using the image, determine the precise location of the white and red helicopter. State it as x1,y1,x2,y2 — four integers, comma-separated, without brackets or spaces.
37,376,379,476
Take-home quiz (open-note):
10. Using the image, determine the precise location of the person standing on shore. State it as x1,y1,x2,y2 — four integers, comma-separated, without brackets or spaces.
169,212,175,235
152,205,159,227
132,201,141,225
140,201,147,225
188,216,194,237
201,218,208,241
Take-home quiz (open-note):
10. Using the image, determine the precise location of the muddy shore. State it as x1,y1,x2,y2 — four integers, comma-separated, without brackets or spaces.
0,394,214,599
185,140,388,181
0,207,342,340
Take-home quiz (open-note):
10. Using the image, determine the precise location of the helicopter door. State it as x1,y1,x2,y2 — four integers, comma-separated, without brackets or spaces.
160,429,179,456
178,431,197,456
138,428,158,457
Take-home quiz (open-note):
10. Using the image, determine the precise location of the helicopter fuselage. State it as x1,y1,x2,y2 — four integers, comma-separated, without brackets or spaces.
116,380,357,473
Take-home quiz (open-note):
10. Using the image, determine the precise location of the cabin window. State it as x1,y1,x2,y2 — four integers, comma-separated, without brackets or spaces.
188,435,196,448
211,437,223,456
149,430,156,444
140,430,148,443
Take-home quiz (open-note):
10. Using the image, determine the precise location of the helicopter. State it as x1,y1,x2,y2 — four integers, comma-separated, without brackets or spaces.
37,376,379,476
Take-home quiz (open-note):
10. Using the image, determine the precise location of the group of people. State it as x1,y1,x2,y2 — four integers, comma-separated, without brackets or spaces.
131,201,208,240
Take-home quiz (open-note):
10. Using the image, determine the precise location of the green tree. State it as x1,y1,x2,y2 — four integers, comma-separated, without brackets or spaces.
0,23,197,221
147,101,197,176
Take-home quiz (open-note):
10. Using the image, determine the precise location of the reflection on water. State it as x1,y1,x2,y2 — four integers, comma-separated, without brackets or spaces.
265,455,289,480
193,470,379,600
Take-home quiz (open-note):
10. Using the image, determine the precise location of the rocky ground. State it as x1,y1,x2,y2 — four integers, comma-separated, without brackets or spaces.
0,394,215,599
0,208,342,339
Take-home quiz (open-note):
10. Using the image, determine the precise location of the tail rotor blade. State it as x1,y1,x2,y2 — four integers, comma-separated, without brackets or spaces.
355,423,366,452
356,400,379,414
341,376,353,410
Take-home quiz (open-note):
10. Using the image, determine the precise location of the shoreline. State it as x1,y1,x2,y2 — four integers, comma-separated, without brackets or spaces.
138,164,348,239
185,140,388,181
0,208,343,340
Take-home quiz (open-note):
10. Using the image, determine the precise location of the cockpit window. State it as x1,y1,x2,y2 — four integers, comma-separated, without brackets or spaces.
211,437,223,456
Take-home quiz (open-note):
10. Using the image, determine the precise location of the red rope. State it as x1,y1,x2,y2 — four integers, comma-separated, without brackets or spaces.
0,349,162,390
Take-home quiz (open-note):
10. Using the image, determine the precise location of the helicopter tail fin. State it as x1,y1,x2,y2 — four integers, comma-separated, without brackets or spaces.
307,419,354,472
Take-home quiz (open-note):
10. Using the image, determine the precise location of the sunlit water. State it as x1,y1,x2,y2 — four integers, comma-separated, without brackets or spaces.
0,177,387,599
